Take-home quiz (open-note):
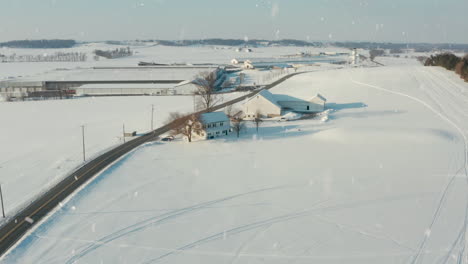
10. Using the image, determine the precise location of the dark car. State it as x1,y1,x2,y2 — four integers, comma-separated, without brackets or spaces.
161,136,174,142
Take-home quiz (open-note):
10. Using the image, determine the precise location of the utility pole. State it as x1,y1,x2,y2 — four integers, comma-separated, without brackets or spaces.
123,123,126,143
0,184,5,218
193,95,196,112
81,125,86,162
151,104,154,131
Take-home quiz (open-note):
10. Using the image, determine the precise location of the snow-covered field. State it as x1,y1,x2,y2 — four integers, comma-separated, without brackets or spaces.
0,96,195,217
0,91,249,219
5,60,468,263
0,44,350,80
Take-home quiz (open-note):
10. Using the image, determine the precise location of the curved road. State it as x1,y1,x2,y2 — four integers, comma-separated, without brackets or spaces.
0,71,306,257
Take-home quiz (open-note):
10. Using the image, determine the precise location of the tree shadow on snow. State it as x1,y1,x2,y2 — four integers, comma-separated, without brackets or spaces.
223,123,329,142
326,102,406,120
330,110,406,120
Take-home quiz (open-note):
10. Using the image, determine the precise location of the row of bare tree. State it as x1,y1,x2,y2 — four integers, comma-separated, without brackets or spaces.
0,52,87,63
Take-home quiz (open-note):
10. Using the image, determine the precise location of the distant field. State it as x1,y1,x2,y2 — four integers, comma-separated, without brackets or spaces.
0,43,350,80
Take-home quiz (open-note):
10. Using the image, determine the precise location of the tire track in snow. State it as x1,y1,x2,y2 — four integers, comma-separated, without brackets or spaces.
141,200,329,264
314,215,416,252
430,68,468,101
419,68,468,119
64,186,287,264
37,193,435,263
348,68,468,264
141,197,425,264
414,67,468,264
229,224,272,264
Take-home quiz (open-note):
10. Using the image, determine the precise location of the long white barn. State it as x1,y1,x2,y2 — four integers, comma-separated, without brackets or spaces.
244,90,326,118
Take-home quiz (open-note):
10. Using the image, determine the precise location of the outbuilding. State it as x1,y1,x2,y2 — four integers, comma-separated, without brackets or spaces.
244,90,326,118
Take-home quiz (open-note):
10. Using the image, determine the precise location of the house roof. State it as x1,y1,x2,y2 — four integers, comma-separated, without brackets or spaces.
275,94,305,102
78,83,175,89
200,112,229,124
175,78,207,88
251,90,282,108
247,90,326,108
309,93,327,102
175,80,192,87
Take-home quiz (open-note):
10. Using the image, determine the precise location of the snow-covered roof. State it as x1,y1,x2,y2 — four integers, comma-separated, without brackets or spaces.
175,78,207,88
175,80,192,87
275,94,305,102
248,90,326,108
78,83,175,89
309,93,327,103
199,112,229,124
16,67,217,82
253,90,282,108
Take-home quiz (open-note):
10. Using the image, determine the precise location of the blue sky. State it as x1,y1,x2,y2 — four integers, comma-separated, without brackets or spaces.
0,0,467,43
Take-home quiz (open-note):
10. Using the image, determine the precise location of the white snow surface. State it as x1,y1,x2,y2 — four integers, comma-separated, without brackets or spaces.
0,93,244,219
4,59,468,263
0,96,190,216
0,44,349,81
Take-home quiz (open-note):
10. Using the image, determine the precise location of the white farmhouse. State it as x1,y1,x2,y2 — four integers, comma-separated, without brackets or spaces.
243,90,326,118
195,112,231,140
231,59,243,65
243,60,255,69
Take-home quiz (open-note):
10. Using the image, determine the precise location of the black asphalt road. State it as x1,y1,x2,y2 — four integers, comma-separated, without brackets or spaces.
0,71,306,257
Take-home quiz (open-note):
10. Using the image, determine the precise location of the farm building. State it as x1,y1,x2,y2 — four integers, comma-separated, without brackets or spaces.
195,112,231,140
243,61,255,69
75,83,176,96
1,66,226,96
231,59,242,65
244,90,326,118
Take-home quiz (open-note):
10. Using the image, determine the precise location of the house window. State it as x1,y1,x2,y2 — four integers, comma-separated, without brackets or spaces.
307,105,310,110
216,131,220,135
220,122,224,126
208,124,211,128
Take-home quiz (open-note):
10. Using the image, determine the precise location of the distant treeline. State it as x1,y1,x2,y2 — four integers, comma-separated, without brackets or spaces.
2,38,468,53
425,53,468,82
94,47,133,59
0,52,86,63
333,42,468,53
116,39,322,47
0,39,76,49
106,39,468,52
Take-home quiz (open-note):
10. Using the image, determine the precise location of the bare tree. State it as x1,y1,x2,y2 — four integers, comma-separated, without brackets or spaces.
166,112,202,143
369,49,385,61
225,104,234,118
193,71,222,111
1,94,12,102
231,117,245,138
253,112,263,133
